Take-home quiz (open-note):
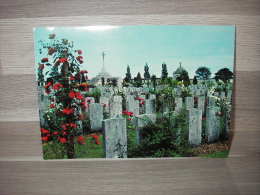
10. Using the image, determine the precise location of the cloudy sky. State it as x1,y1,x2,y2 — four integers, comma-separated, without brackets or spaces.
34,25,235,79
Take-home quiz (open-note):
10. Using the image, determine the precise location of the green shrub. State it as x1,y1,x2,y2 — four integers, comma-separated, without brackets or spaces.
130,110,191,157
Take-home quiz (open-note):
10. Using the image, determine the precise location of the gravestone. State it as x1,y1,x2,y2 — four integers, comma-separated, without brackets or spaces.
37,86,50,126
126,100,139,116
102,118,127,158
109,101,122,118
100,96,109,113
223,105,231,138
186,108,202,146
75,120,83,135
220,91,226,99
139,94,146,100
145,99,156,114
89,103,103,132
196,96,205,113
205,106,220,143
135,114,156,146
185,97,194,110
227,91,232,103
113,95,122,103
126,95,135,102
207,97,215,107
85,97,95,104
174,97,183,112
149,94,156,99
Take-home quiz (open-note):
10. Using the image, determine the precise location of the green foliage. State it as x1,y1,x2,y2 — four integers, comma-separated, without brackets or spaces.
133,72,143,87
195,66,211,80
193,76,198,85
111,78,118,87
144,63,150,79
154,86,176,113
130,110,191,157
125,65,132,82
215,68,233,82
85,88,101,102
176,70,190,86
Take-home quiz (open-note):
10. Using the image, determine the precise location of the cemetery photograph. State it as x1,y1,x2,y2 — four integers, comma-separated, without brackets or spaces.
34,26,235,159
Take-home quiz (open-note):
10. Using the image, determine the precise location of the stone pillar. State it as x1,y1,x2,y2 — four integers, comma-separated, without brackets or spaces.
102,118,127,158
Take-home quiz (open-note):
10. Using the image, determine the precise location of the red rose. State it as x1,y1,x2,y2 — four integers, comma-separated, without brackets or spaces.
62,108,72,115
68,91,75,98
60,138,66,143
95,140,100,146
45,89,51,94
127,118,131,121
53,132,58,135
49,104,54,108
41,137,48,141
42,129,50,134
51,98,55,102
69,76,74,81
92,134,98,140
41,58,48,63
75,92,83,100
39,64,44,70
61,125,67,130
78,136,84,141
70,123,77,128
78,50,82,54
59,58,67,63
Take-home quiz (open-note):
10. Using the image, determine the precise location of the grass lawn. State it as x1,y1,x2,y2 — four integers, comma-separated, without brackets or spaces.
42,135,104,159
201,150,229,158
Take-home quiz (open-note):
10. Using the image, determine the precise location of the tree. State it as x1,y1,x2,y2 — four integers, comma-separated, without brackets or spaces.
125,65,132,82
215,68,233,82
193,76,198,85
133,72,143,87
101,77,105,86
144,63,150,79
176,70,190,86
151,74,157,89
111,78,118,87
36,34,100,159
195,66,211,81
161,63,168,80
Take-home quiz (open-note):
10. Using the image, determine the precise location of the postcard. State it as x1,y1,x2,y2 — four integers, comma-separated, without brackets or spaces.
34,26,235,159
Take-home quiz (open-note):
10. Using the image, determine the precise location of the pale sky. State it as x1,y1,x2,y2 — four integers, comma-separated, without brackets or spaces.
34,25,235,79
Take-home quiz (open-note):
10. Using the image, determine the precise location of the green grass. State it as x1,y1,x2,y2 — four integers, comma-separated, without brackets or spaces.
201,150,229,158
42,135,103,159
